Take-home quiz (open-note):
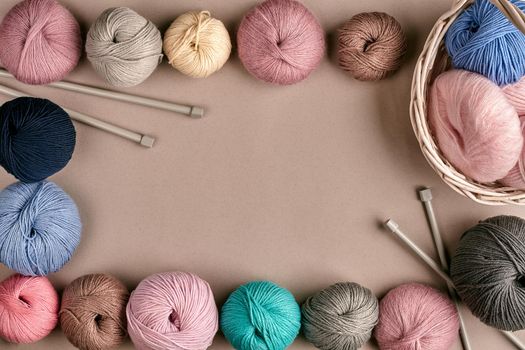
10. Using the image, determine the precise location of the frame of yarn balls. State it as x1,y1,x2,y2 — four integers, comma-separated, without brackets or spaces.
410,0,525,205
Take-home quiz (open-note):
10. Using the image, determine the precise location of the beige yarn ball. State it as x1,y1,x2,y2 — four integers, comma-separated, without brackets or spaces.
163,11,231,78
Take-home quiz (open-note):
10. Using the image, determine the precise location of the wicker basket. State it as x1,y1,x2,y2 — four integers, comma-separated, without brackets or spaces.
410,0,525,205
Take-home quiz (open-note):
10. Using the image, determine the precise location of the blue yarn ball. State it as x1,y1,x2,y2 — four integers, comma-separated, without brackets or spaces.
445,0,525,85
220,281,301,350
0,97,76,183
0,181,81,276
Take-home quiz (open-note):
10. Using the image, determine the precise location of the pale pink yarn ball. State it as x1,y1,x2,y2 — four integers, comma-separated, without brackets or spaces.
237,0,325,85
0,0,81,85
127,272,219,350
501,78,525,188
0,274,59,343
429,70,522,183
374,283,459,350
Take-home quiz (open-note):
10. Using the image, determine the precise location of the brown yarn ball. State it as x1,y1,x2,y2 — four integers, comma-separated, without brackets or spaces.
337,12,407,81
60,274,129,350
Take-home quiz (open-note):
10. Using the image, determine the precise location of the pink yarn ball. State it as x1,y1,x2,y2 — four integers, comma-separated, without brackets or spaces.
237,0,325,85
0,274,59,343
501,78,525,188
429,70,522,183
127,272,219,350
374,283,459,350
0,0,81,85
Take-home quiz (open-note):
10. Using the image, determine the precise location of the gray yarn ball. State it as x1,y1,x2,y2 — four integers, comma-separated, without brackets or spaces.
86,7,163,87
301,282,379,350
450,215,525,331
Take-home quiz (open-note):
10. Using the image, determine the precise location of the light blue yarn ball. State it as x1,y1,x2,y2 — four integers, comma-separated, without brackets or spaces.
0,181,81,276
445,0,525,85
220,281,301,350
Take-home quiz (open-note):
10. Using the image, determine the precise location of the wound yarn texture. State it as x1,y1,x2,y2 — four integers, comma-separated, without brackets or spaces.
445,0,525,86
301,282,379,350
86,7,163,87
450,215,525,331
126,271,218,350
0,97,76,183
0,181,82,276
0,0,82,85
220,281,301,350
0,274,59,344
163,11,231,78
60,274,129,350
337,12,406,81
237,0,325,85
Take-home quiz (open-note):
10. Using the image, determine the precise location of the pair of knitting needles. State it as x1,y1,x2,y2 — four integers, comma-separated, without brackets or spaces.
0,68,205,148
383,188,525,350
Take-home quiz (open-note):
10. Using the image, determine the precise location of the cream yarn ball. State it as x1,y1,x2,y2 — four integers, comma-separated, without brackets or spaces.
163,11,231,78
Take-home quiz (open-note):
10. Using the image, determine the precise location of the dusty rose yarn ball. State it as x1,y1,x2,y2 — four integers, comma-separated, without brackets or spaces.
428,70,522,183
374,283,459,350
0,0,81,85
337,12,406,81
237,0,325,85
0,274,59,343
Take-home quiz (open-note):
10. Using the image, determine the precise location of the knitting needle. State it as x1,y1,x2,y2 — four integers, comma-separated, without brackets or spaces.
383,219,525,350
0,84,155,148
0,69,204,118
419,188,472,350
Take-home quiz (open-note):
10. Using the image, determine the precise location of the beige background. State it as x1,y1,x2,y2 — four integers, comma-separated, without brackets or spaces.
0,0,524,349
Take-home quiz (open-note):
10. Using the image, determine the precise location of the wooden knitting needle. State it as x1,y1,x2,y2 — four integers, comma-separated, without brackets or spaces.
419,188,472,350
383,219,525,350
0,69,204,118
0,84,155,148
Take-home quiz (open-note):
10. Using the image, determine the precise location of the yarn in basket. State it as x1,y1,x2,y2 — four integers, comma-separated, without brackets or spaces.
86,7,163,87
126,271,218,350
337,12,406,81
0,274,59,343
237,0,325,85
428,69,522,183
220,281,301,350
163,11,231,78
301,282,378,350
60,274,129,350
0,97,76,183
445,0,525,86
374,283,459,350
0,0,82,85
0,181,82,276
451,215,525,331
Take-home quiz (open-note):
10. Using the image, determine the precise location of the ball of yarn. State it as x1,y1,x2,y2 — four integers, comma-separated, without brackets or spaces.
163,11,231,78
445,0,525,86
60,274,129,350
237,0,325,85
0,181,81,276
501,78,525,188
221,281,301,350
374,283,459,350
337,12,406,81
428,69,522,183
0,0,81,85
301,282,378,350
0,274,59,343
127,271,218,350
0,97,76,183
86,7,163,87
451,215,525,330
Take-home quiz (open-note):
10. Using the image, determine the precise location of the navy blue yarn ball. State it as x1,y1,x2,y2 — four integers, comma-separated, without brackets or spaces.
0,97,76,183
445,0,525,86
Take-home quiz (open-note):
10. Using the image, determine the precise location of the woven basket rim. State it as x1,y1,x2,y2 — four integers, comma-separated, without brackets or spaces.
409,0,525,205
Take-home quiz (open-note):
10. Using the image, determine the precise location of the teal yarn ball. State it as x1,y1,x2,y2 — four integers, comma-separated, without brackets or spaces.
220,281,301,350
